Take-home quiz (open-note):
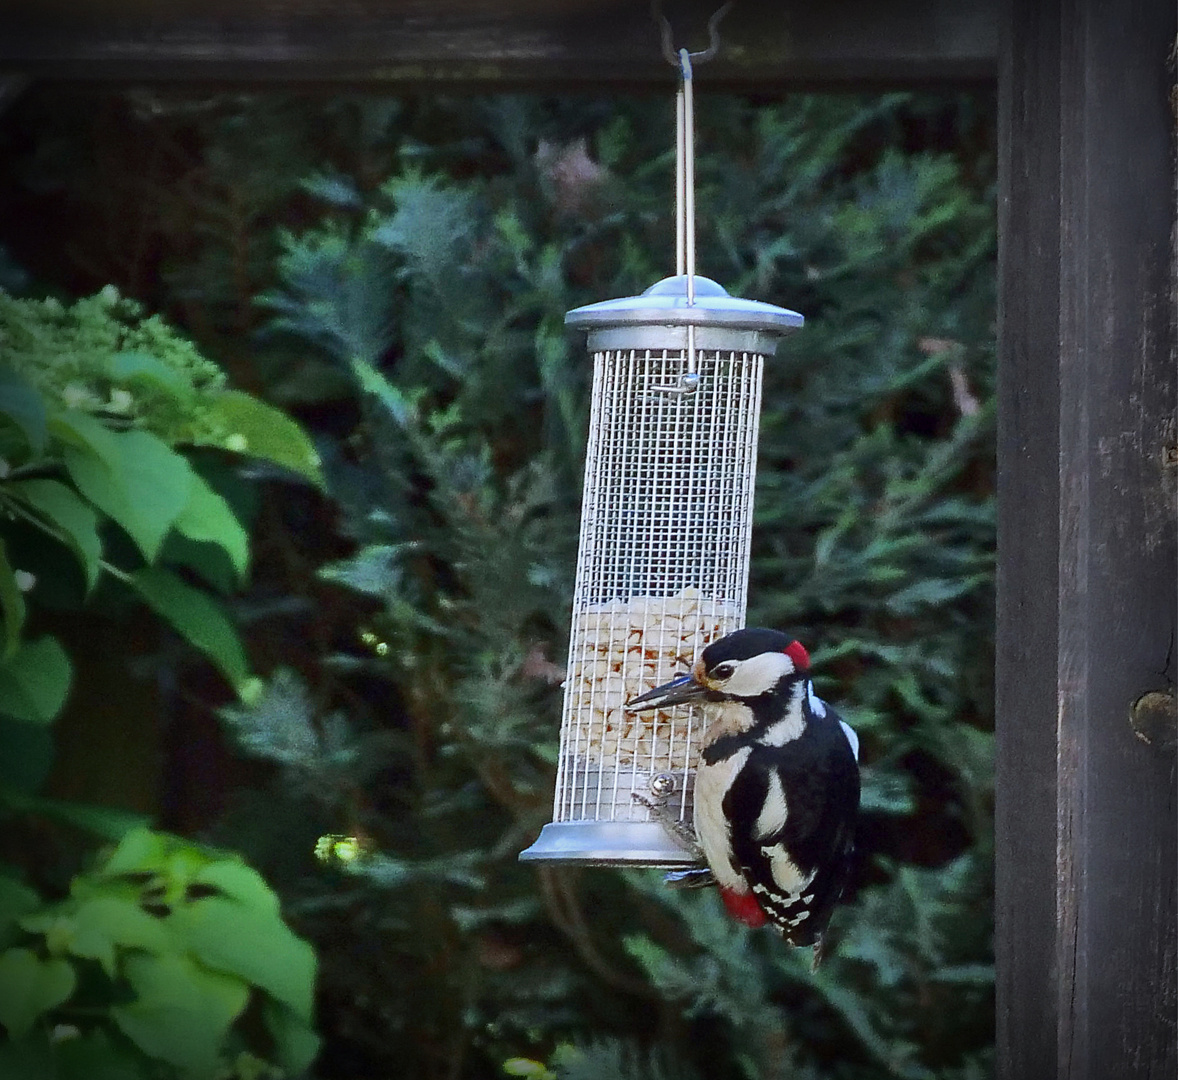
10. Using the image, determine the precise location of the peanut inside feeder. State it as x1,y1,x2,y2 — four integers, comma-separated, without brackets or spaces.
570,589,739,771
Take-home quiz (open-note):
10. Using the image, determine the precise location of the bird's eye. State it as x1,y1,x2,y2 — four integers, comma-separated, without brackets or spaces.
712,662,737,679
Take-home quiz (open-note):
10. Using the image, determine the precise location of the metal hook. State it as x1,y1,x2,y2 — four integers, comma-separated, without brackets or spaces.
653,1,734,67
650,2,730,397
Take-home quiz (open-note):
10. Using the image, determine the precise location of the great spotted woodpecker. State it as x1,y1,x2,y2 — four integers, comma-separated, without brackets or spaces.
626,628,859,953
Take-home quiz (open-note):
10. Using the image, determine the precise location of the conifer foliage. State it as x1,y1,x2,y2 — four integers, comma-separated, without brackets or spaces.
0,90,995,1078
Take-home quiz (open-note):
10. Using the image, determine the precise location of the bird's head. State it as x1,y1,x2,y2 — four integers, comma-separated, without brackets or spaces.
625,627,810,712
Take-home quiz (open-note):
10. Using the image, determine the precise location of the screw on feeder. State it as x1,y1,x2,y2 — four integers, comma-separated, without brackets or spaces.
649,773,677,797
520,2,802,868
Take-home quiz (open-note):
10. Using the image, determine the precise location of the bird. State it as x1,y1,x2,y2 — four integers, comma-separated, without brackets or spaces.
626,627,859,957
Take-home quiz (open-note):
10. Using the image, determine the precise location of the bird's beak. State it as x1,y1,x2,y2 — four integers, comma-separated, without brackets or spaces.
625,673,708,712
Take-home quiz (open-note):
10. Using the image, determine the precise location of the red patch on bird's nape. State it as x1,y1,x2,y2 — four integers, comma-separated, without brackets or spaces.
720,886,767,927
783,640,810,671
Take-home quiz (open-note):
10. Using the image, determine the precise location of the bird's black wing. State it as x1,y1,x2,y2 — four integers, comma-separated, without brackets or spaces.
725,710,860,946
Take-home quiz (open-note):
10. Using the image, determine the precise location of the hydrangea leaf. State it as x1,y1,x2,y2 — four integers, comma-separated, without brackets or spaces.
0,636,71,725
206,389,323,487
131,568,250,693
111,953,249,1075
170,896,315,1020
172,473,250,579
106,351,194,400
192,860,280,916
8,479,102,592
59,420,193,562
0,948,76,1037
0,366,48,457
263,998,321,1076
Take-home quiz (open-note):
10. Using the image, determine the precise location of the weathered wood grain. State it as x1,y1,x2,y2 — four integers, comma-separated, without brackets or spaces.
996,0,1178,1076
0,0,996,87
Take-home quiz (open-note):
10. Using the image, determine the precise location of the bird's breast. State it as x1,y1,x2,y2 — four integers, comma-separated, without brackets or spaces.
693,745,750,891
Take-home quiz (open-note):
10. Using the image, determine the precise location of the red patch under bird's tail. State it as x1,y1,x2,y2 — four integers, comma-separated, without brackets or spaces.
720,886,767,927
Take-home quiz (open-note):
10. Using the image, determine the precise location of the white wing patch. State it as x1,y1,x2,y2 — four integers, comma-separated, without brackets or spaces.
839,720,859,761
760,846,814,896
753,770,788,840
806,681,826,717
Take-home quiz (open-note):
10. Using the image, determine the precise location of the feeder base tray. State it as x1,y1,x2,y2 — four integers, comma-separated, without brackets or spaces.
519,820,702,867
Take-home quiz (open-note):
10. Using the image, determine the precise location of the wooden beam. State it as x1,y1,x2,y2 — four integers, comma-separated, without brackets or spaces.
0,0,996,88
995,0,1177,1076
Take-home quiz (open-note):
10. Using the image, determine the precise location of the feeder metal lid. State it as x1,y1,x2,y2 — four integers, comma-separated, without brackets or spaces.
565,274,803,334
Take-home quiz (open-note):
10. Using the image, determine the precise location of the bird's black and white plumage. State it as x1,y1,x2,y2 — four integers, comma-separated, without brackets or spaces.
626,628,859,951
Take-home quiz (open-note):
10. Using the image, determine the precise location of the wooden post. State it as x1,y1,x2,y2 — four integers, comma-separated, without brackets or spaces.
996,0,1178,1077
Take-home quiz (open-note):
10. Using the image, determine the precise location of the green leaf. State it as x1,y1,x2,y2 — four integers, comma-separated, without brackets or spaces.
0,876,40,943
49,409,118,462
98,827,168,878
0,636,71,725
503,1057,556,1080
0,367,48,456
319,543,405,597
931,963,996,985
0,790,145,840
351,358,415,425
263,998,321,1075
171,896,316,1019
884,574,989,615
23,896,170,976
7,480,102,592
192,860,280,916
171,472,250,579
207,389,323,486
0,948,76,1037
112,953,249,1075
0,539,26,660
159,531,239,595
131,568,250,692
61,424,194,562
107,351,193,400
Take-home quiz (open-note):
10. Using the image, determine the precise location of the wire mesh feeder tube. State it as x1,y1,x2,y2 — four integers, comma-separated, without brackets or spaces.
520,275,802,865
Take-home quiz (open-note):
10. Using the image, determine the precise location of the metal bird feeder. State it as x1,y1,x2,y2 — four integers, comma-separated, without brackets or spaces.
520,29,802,867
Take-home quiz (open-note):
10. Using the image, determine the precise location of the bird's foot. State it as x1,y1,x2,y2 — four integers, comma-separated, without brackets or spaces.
663,866,716,889
630,790,699,853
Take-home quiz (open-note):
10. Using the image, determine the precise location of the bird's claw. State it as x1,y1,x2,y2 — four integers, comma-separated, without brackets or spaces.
631,791,705,861
663,867,716,889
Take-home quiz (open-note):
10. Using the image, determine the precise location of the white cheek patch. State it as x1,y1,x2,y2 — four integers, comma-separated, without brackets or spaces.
720,651,795,697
